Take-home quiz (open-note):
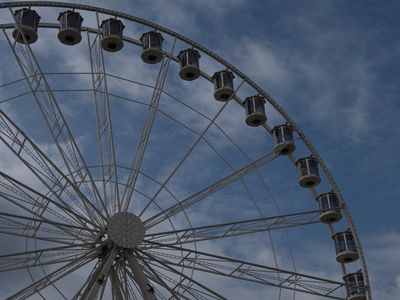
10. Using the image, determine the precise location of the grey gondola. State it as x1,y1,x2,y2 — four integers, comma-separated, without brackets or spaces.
272,124,296,155
12,8,41,44
57,11,83,46
140,31,164,64
343,271,366,300
244,96,267,127
100,19,125,52
296,156,321,188
332,230,359,263
317,192,342,224
212,70,235,101
177,49,201,81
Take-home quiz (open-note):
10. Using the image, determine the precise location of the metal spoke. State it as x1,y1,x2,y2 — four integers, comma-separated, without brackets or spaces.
125,262,192,300
140,250,227,300
70,260,100,300
144,210,320,246
87,14,120,215
139,256,185,300
0,218,82,243
6,249,98,299
125,258,193,300
0,181,92,245
2,17,106,221
0,214,82,238
144,151,278,228
121,39,176,212
143,243,346,299
0,110,106,227
138,99,230,219
0,170,100,232
0,248,92,273
0,230,80,247
0,211,97,242
0,211,96,233
0,243,91,260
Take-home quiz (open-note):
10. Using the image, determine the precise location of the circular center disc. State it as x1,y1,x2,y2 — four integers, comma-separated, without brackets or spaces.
107,212,145,249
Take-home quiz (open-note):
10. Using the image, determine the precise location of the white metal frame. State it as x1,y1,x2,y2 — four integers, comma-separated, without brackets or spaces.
0,1,371,299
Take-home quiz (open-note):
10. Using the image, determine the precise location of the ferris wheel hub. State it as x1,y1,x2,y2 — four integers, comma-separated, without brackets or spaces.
106,212,145,249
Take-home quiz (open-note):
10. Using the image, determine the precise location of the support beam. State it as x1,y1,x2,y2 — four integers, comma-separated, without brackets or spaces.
138,100,230,220
144,210,320,245
0,170,99,235
6,250,98,299
144,151,278,228
0,249,90,273
109,266,124,300
0,211,96,242
88,14,120,215
140,250,227,300
2,18,106,222
79,247,118,300
139,256,185,300
0,110,106,227
142,243,346,299
121,39,176,212
125,251,157,300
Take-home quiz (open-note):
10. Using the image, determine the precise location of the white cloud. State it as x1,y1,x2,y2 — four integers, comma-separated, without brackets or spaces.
233,38,290,88
363,231,400,298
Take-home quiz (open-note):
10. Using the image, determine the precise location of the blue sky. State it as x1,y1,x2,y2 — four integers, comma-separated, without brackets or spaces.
0,0,399,299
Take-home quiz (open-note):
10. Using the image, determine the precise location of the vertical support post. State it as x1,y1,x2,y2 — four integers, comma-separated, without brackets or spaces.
125,251,157,300
80,247,118,300
109,266,124,300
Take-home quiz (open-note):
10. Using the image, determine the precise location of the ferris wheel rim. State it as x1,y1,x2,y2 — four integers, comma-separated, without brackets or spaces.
0,1,371,299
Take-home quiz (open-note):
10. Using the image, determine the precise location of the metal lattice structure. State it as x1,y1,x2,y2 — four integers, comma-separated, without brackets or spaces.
0,1,371,299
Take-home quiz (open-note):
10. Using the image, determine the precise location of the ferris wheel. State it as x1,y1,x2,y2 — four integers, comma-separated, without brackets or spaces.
0,1,371,299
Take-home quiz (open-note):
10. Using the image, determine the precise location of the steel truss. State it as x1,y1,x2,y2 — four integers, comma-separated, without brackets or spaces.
87,14,120,216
